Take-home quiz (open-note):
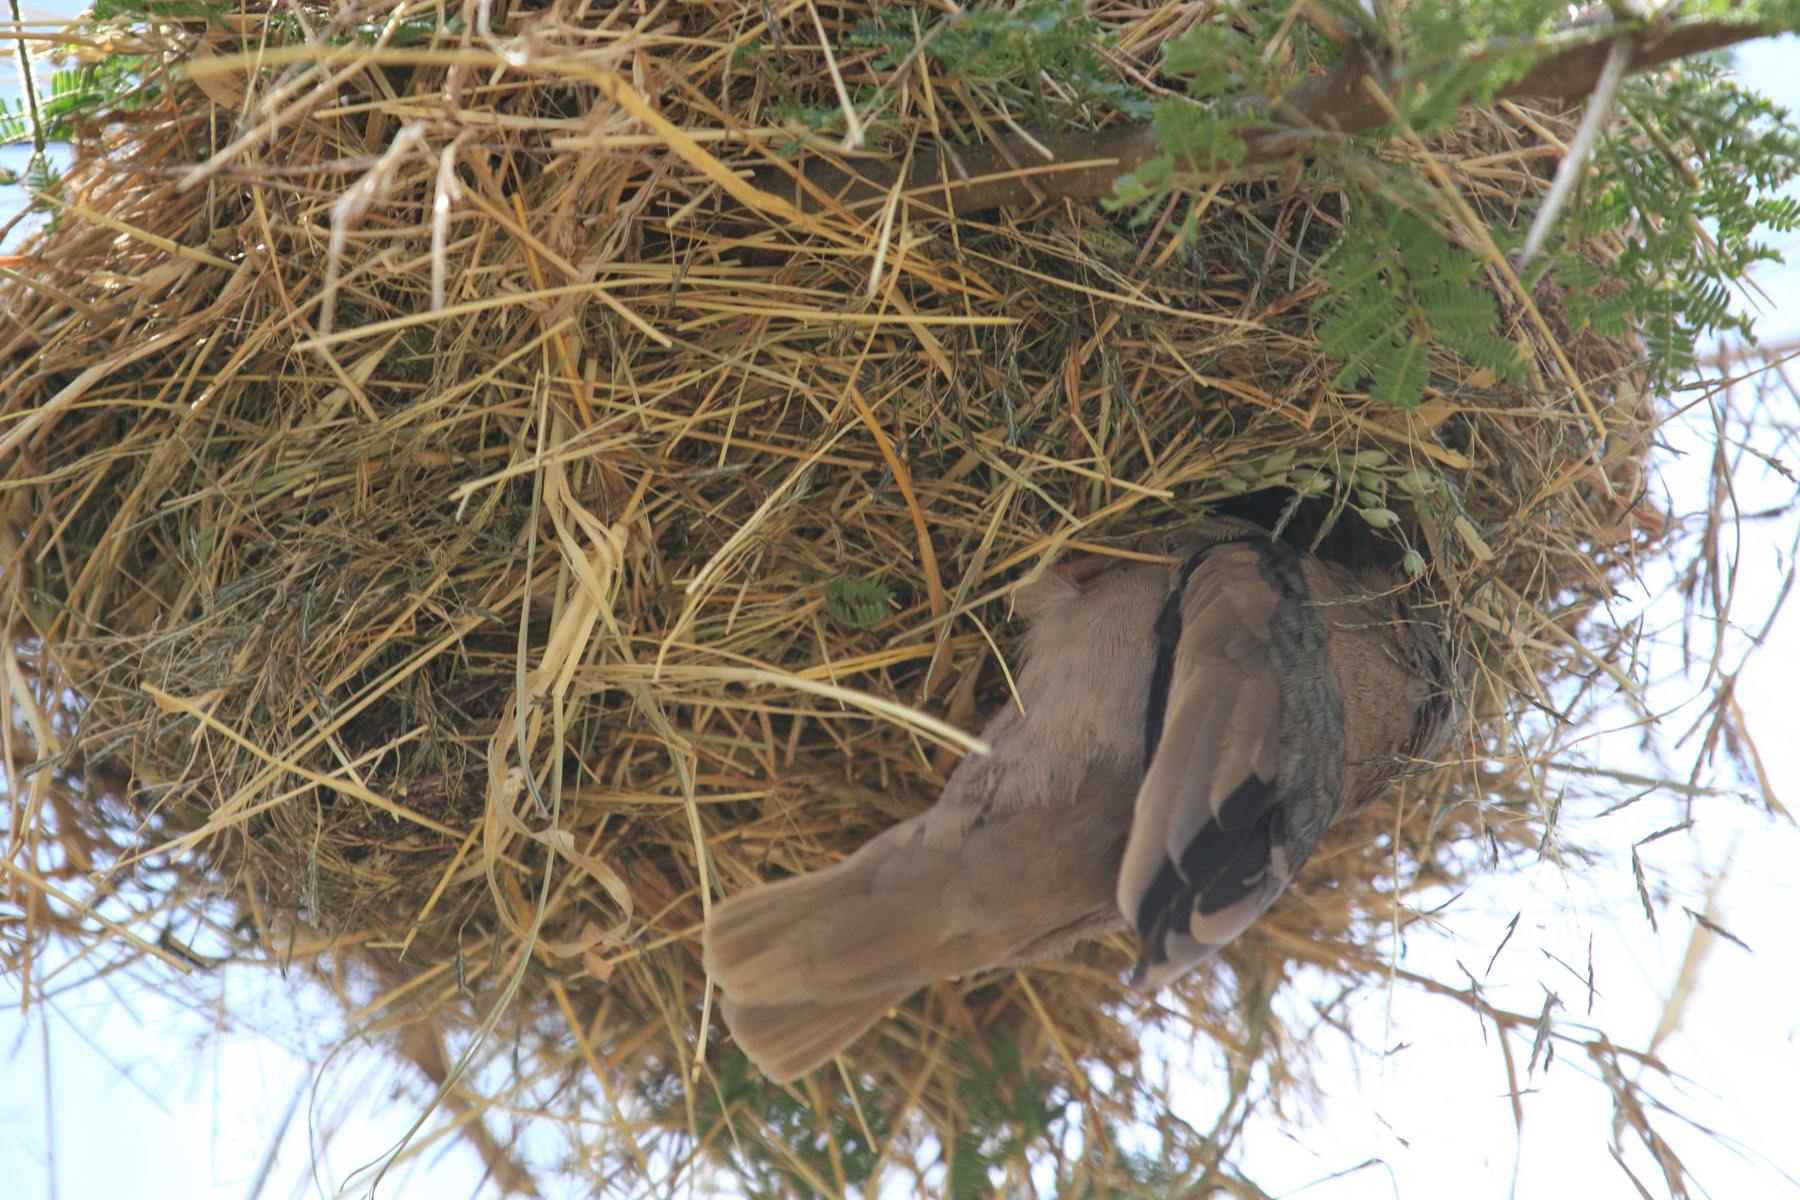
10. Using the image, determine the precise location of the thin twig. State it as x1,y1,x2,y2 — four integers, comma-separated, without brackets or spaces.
7,0,47,156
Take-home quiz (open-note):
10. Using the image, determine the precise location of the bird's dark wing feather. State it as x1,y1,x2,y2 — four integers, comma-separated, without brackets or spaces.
1115,540,1346,990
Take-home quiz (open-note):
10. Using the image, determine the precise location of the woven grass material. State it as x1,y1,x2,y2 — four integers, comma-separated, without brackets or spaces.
1,2,1668,1192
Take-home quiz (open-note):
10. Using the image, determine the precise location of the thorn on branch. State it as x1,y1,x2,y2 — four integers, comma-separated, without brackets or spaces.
1515,36,1633,271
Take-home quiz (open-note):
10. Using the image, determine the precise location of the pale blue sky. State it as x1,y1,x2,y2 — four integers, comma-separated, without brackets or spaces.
4,14,1799,1200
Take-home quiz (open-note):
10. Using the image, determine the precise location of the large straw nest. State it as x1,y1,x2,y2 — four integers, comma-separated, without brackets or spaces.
2,1,1670,1192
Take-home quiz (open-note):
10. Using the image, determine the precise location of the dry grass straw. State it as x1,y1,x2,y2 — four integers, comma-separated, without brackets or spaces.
0,1,1748,1194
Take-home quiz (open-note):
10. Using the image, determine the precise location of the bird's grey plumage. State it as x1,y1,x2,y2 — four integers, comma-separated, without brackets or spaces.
703,518,1452,1081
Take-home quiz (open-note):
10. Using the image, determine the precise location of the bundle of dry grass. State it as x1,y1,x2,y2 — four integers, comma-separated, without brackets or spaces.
0,1,1714,1193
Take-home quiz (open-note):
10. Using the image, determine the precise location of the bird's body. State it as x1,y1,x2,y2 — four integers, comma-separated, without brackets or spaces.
703,520,1452,1081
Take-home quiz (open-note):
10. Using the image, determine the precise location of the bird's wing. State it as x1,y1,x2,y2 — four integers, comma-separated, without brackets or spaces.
1115,539,1347,991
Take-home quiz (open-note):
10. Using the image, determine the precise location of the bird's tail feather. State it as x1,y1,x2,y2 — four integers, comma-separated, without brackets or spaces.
703,854,949,1007
714,990,913,1084
703,841,969,1080
704,772,1132,1081
703,824,1078,1080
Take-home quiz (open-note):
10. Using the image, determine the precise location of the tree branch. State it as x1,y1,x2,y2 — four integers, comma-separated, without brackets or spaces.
749,17,1777,219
